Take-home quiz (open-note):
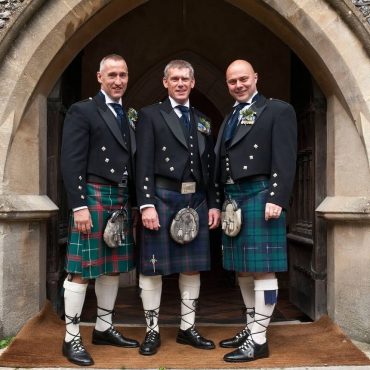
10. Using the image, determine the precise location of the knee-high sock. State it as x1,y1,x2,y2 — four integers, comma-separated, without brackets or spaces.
251,278,278,345
179,273,200,330
95,275,119,331
238,276,255,331
139,274,162,333
64,279,88,342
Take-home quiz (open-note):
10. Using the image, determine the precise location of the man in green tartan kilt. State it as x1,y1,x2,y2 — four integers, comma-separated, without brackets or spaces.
60,54,139,366
214,60,297,362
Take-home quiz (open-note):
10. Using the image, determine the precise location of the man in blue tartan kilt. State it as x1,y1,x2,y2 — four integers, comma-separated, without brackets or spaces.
135,60,221,356
214,60,297,362
60,54,139,366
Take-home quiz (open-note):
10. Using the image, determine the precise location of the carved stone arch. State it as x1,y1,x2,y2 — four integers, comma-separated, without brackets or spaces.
125,50,229,115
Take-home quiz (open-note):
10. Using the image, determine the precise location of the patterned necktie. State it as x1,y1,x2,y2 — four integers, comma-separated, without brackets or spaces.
177,105,191,133
109,103,128,144
223,103,249,145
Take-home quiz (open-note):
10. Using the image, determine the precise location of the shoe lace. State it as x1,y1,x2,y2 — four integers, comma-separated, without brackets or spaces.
188,325,201,338
235,327,250,339
145,329,159,342
70,337,86,353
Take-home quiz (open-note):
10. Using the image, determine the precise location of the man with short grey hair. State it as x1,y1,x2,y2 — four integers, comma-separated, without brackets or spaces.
135,59,221,356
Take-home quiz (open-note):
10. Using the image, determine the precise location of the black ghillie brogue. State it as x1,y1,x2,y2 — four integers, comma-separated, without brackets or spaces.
223,338,269,362
92,326,139,347
139,330,161,355
176,326,215,350
219,327,251,348
62,338,94,366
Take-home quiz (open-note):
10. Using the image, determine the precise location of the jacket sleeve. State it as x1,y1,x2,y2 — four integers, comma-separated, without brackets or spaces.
135,108,156,208
60,103,90,210
268,103,297,209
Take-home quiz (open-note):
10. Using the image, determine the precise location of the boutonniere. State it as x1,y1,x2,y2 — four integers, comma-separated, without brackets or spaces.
240,103,257,125
197,117,211,135
127,107,138,130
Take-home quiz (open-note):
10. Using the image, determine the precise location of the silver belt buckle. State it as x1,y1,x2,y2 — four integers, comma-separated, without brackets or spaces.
181,182,196,194
226,177,235,184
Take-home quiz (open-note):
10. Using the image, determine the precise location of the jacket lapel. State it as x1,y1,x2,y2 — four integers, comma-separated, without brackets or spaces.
93,94,127,150
160,98,188,148
230,95,267,148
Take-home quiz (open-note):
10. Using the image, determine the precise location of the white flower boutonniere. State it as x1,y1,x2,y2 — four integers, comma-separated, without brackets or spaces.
240,103,257,125
127,107,138,130
197,117,211,135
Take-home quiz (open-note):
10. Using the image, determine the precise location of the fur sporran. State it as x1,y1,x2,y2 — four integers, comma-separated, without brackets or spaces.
103,208,129,248
170,207,199,245
221,198,242,237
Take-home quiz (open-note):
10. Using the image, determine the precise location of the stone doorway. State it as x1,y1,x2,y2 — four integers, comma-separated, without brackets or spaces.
45,0,326,322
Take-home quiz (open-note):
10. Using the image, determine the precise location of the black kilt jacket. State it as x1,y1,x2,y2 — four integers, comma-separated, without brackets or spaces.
135,98,219,209
61,93,136,209
215,94,297,209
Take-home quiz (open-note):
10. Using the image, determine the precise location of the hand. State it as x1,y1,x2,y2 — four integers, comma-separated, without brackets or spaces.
208,208,221,229
142,207,160,230
265,203,282,221
74,208,93,234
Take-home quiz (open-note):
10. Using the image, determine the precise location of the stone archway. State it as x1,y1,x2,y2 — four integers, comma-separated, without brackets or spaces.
0,0,370,341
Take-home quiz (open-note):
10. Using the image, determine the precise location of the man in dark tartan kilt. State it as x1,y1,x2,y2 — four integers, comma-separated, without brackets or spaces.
135,60,221,356
214,60,297,362
60,54,139,366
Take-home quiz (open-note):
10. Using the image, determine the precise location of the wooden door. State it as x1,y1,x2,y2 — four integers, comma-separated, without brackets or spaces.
287,54,327,319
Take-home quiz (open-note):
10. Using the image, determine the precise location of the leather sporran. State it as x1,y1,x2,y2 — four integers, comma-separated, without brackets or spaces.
170,207,199,245
221,199,242,237
103,208,129,248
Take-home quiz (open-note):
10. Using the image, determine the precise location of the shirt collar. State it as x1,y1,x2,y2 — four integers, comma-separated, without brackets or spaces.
169,96,190,109
101,90,122,105
233,91,258,107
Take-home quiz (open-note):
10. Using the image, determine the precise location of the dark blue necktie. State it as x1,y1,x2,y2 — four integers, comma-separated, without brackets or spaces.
109,103,129,143
177,105,191,133
223,103,249,145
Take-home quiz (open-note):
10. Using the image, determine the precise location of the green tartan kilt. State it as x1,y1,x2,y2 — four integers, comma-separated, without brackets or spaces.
65,183,135,279
222,179,287,273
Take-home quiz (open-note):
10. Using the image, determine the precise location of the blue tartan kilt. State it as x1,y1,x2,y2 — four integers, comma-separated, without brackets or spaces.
65,183,135,279
139,188,211,276
222,179,287,273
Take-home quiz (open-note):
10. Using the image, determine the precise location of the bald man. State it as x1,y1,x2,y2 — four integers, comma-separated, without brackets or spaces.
214,60,297,362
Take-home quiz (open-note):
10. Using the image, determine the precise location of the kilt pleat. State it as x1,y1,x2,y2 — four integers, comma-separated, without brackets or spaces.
222,179,287,273
65,183,135,279
139,188,210,276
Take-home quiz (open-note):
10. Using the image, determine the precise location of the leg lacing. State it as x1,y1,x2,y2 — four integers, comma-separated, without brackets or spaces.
144,308,159,336
180,298,198,328
65,313,84,350
96,306,118,333
239,311,270,350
